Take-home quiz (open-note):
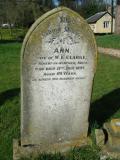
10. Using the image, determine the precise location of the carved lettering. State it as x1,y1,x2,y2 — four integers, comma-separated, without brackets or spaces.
54,48,69,53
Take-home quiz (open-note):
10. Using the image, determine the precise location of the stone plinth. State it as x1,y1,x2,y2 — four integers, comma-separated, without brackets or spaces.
102,119,120,159
13,137,88,160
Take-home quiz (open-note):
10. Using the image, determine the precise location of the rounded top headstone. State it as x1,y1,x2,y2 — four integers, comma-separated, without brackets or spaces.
21,7,97,68
21,7,97,151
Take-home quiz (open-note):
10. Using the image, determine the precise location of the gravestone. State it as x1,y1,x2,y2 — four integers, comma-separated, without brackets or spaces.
102,119,120,159
13,7,97,159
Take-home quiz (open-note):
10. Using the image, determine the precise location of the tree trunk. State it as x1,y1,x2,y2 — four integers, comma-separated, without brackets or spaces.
0,30,2,40
115,0,120,34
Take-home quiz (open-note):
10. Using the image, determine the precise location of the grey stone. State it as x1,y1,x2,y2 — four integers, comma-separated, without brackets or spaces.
13,139,89,160
104,120,120,151
14,6,97,159
100,154,109,160
95,129,105,147
100,120,120,159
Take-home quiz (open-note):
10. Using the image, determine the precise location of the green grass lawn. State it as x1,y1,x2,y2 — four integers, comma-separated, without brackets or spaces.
0,42,21,160
1,29,120,49
0,42,120,160
0,28,27,41
96,34,120,49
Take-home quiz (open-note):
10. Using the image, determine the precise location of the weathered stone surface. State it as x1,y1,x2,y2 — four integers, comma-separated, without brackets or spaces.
115,4,120,34
104,119,120,152
111,119,120,135
101,120,120,159
21,6,97,152
102,145,120,160
95,129,105,147
13,139,89,160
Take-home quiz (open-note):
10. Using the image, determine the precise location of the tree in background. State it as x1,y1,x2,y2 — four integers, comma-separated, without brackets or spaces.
0,0,5,26
31,0,50,21
17,1,34,27
0,0,107,28
115,0,120,34
5,0,18,27
79,0,106,18
52,0,106,18
2,0,18,36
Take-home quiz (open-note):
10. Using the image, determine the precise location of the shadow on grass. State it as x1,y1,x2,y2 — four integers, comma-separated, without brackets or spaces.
0,40,23,44
89,88,120,131
0,88,20,106
1,87,120,131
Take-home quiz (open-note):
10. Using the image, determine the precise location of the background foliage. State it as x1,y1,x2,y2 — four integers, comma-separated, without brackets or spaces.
0,0,107,28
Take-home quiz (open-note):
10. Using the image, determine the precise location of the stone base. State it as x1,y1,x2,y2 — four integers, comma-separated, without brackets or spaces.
102,145,120,159
13,137,89,160
102,121,120,159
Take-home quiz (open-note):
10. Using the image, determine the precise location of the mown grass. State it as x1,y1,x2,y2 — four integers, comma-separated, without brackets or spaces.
1,29,120,49
0,28,27,41
20,146,101,160
96,34,120,49
0,42,21,160
0,42,120,160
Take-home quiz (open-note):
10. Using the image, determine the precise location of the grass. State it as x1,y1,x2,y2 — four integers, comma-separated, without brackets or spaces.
0,28,27,41
89,53,120,128
96,34,120,49
0,42,21,160
1,29,120,49
0,42,21,92
0,42,120,160
20,146,101,160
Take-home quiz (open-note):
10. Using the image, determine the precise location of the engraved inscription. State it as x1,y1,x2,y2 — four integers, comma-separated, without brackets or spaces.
21,7,97,148
31,50,88,82
31,18,89,82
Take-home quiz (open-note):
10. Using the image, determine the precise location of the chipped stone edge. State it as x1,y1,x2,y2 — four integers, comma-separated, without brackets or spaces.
101,146,120,160
13,137,89,160
98,123,120,159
